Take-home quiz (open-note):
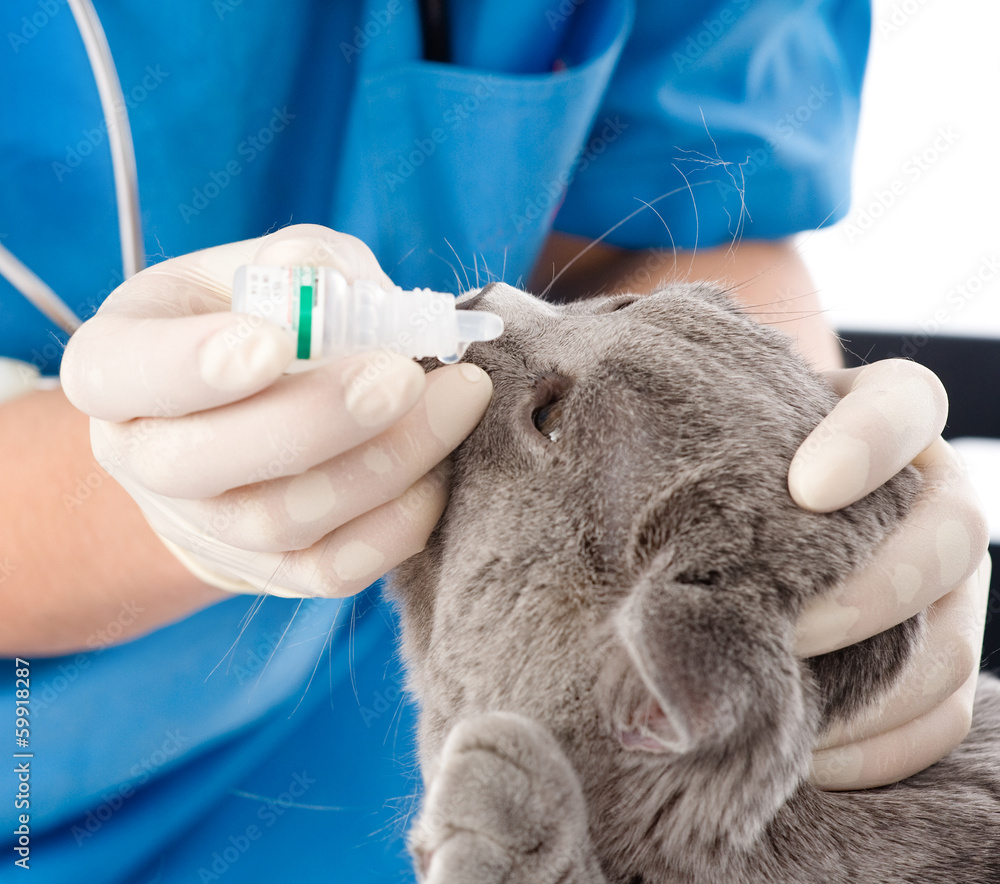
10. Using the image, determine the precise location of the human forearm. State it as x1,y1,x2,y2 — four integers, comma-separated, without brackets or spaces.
0,388,228,657
530,233,842,371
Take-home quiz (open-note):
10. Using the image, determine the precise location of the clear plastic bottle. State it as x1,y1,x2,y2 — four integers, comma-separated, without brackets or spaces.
231,264,503,367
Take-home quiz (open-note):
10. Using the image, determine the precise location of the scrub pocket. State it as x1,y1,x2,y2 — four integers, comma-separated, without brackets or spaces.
331,0,633,292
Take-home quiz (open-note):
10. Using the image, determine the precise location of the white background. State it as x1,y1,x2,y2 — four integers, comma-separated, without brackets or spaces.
800,0,1000,337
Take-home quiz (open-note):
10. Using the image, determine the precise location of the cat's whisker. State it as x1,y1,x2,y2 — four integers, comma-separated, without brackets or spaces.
837,336,876,367
368,790,423,842
287,610,339,718
251,596,304,692
668,162,698,277
428,249,466,294
538,181,717,301
227,788,346,811
698,109,752,253
443,238,471,292
390,245,418,274
206,593,269,682
327,616,336,707
348,595,360,705
385,693,407,748
635,194,680,279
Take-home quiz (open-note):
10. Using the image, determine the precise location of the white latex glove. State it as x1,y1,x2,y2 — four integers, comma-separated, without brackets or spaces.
61,224,493,598
789,360,990,790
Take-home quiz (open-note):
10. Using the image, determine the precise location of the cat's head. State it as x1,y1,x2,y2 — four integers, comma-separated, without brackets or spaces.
390,282,918,850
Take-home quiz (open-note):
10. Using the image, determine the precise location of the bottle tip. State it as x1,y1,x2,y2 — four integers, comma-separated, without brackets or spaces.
455,310,504,345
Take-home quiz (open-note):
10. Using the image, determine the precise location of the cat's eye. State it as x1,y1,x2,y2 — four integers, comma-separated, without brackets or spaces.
530,375,569,443
532,398,564,442
595,295,639,314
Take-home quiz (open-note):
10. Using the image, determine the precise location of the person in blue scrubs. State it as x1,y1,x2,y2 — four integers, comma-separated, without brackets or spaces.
1,2,989,882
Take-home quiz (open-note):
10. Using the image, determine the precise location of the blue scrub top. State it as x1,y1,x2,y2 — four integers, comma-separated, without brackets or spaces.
0,1,869,881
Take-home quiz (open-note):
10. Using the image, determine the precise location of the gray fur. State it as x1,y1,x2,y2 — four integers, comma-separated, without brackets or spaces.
389,282,1000,883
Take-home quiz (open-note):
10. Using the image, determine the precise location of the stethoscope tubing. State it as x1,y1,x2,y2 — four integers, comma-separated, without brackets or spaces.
1,0,144,334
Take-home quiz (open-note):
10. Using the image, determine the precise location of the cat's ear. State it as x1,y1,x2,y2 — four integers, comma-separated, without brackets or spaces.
614,551,803,757
611,550,817,851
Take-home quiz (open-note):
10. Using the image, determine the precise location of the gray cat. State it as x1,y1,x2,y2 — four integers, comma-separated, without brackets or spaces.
389,282,1000,884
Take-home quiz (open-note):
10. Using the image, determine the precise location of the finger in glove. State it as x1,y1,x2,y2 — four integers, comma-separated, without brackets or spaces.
789,360,948,513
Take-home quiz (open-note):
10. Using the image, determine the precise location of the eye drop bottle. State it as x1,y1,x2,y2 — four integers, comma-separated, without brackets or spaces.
231,264,503,367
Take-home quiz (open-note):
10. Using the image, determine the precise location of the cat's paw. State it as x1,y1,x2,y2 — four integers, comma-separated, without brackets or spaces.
410,711,606,884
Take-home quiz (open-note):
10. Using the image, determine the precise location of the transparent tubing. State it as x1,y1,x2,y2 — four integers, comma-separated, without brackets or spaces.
0,0,138,334
0,242,81,334
232,265,503,365
68,0,144,281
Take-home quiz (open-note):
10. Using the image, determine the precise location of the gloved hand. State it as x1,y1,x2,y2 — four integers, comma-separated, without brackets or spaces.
789,359,990,790
60,224,493,598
